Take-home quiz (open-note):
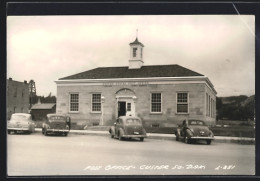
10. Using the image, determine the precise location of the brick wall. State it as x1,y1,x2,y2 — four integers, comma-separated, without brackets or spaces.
57,82,216,127
7,79,29,120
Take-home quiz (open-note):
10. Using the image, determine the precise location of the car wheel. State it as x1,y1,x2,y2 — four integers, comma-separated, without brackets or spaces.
118,131,123,141
184,137,190,144
206,140,211,145
140,137,144,142
111,134,114,138
63,133,68,136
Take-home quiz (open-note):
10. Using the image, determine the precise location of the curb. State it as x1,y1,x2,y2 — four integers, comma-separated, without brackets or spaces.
35,129,255,144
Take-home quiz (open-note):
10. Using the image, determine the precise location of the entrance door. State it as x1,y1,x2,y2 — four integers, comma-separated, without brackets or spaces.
118,101,126,117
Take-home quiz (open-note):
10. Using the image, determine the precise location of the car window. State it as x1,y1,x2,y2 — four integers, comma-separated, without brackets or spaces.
125,118,141,125
48,116,66,122
189,120,205,126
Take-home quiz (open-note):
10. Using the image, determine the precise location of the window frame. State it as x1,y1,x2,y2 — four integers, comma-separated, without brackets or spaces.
176,92,189,114
69,93,79,113
127,102,131,112
133,47,137,57
91,93,102,113
150,92,162,114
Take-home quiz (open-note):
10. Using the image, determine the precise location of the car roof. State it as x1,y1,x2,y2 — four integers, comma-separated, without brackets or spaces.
11,113,31,119
12,113,31,117
47,113,67,118
188,119,205,122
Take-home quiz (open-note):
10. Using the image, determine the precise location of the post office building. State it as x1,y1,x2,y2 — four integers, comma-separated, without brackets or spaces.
55,38,217,127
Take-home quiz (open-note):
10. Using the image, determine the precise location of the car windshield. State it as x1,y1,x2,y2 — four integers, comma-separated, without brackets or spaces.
124,118,141,125
188,120,205,126
49,116,66,122
11,115,29,121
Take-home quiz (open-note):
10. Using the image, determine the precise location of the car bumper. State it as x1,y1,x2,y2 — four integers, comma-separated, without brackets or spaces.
122,135,147,138
46,129,69,133
190,136,214,140
8,128,30,131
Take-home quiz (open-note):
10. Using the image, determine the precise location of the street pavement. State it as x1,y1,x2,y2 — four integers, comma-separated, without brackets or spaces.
38,128,255,144
7,131,255,176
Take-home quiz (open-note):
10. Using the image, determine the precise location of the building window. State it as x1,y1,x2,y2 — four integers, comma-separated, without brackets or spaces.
133,48,137,57
14,87,17,97
70,93,79,112
127,103,131,111
151,93,162,113
92,94,101,112
177,93,188,113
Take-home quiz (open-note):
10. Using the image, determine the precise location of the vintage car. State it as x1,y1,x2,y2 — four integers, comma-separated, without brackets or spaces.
175,119,214,145
109,116,147,141
7,113,36,134
42,114,71,136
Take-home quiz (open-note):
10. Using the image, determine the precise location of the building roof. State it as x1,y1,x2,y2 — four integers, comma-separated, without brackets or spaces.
59,64,204,80
129,38,144,47
31,103,56,110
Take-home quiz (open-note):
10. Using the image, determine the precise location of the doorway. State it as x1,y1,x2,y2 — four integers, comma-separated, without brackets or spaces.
118,101,126,117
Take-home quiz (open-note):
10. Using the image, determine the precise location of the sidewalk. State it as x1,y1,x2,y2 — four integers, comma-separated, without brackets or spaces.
35,128,255,144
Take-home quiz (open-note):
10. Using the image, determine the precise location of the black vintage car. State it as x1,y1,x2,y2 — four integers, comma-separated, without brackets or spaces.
175,119,214,145
42,114,71,136
109,116,147,141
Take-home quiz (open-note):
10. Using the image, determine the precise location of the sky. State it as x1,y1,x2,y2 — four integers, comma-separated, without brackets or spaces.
7,15,255,97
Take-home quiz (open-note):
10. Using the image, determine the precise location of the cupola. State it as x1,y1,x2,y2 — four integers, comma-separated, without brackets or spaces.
129,37,144,69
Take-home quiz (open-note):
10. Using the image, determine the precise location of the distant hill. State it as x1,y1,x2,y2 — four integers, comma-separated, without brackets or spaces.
217,95,255,121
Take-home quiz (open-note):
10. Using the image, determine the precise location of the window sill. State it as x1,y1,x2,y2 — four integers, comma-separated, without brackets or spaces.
150,112,163,115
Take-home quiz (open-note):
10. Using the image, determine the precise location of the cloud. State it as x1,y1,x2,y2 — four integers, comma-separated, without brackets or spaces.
7,15,255,97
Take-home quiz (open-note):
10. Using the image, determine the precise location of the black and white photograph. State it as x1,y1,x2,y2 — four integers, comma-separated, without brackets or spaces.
6,9,256,176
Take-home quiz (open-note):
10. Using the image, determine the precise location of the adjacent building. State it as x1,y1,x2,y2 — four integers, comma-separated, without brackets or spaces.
7,78,29,120
30,103,56,121
55,38,217,127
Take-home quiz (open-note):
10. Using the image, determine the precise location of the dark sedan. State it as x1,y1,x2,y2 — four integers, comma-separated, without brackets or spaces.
109,116,147,141
42,114,71,136
175,119,214,145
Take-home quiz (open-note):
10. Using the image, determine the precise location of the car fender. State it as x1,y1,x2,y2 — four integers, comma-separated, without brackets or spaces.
186,129,193,138
109,126,115,136
118,128,125,137
142,128,147,135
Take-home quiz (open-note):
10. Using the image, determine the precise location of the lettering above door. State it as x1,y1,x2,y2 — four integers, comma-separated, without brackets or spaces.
103,81,148,87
